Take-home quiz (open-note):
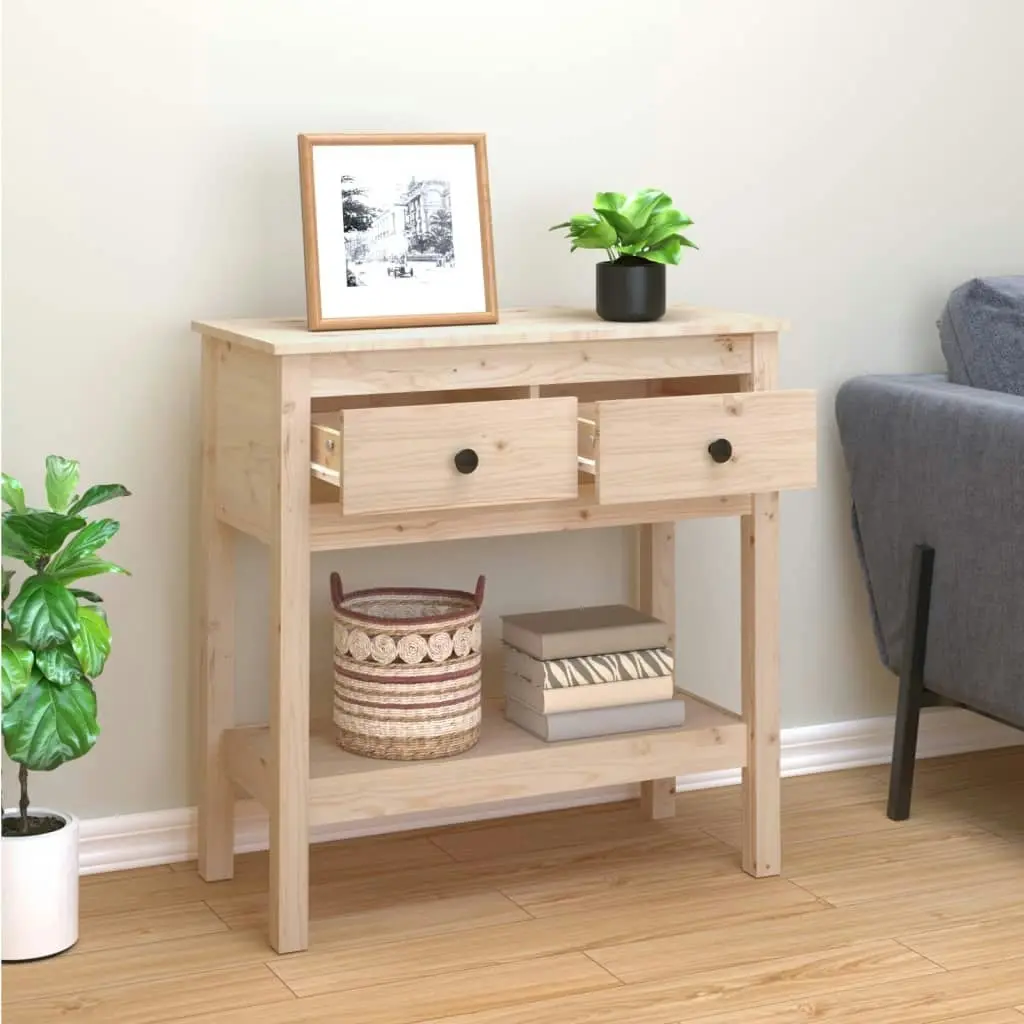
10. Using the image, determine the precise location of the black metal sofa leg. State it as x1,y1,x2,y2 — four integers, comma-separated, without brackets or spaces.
887,544,935,821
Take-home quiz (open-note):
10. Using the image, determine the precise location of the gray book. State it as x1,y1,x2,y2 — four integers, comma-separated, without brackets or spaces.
504,695,686,742
501,605,670,660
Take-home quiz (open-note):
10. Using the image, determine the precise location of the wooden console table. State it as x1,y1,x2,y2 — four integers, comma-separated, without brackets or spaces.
192,306,816,954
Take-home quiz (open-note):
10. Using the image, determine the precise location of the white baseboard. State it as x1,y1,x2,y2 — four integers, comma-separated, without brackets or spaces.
78,705,1021,875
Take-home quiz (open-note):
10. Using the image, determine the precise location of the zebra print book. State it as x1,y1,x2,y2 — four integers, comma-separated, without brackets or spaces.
503,643,674,689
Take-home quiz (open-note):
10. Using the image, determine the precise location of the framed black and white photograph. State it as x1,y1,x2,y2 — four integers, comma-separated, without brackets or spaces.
298,133,498,331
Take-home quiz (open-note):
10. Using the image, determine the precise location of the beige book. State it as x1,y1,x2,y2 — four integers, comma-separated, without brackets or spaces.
503,671,674,714
501,604,669,660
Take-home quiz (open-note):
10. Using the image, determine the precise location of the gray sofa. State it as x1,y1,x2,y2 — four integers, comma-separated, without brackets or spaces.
835,276,1024,819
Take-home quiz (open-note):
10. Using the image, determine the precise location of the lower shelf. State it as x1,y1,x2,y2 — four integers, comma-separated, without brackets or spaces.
305,483,751,551
225,695,745,829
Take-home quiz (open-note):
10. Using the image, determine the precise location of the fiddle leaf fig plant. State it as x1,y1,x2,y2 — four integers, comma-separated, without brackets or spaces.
1,456,130,836
550,189,697,265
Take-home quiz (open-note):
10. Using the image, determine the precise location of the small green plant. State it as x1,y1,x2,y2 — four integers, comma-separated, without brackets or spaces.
550,189,697,265
1,457,130,835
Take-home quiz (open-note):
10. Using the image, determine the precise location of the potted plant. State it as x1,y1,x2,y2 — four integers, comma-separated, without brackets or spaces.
1,456,129,961
550,189,697,323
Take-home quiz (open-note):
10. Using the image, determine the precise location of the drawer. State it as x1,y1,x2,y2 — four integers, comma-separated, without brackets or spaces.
312,397,579,516
579,390,816,504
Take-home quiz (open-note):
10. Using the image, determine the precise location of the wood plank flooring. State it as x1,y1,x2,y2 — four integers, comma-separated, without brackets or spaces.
4,746,1024,1023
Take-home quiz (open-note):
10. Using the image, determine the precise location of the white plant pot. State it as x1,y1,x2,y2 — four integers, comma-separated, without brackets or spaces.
1,808,79,961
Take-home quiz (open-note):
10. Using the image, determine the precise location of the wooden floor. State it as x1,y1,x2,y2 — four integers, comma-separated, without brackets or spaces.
4,747,1024,1024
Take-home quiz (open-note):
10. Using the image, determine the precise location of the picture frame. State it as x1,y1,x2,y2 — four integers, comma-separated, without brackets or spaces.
297,132,498,332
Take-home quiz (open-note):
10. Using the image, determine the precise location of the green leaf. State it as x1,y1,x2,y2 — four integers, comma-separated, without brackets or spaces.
7,575,80,648
623,189,672,232
69,588,104,604
66,484,131,518
2,632,34,708
594,208,637,244
47,556,131,586
3,521,41,562
636,209,693,249
548,221,571,231
36,643,85,686
572,218,617,249
568,213,601,234
72,607,112,677
2,569,13,603
3,511,86,558
661,208,694,230
48,519,120,576
593,191,626,213
2,474,27,514
639,235,683,265
45,456,80,514
2,673,98,771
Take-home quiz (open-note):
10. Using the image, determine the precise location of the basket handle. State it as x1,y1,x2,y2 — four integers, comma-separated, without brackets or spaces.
330,572,344,611
331,571,485,610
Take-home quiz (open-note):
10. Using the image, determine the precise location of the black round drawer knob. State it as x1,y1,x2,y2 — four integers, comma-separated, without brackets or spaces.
708,438,733,464
453,448,479,475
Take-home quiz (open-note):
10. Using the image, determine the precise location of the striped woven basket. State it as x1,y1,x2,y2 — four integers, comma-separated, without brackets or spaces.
331,572,485,760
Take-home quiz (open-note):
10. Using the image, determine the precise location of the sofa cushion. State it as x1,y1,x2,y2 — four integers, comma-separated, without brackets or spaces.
940,276,1024,395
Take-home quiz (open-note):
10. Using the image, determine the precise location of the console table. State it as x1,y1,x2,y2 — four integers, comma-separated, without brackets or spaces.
192,306,816,954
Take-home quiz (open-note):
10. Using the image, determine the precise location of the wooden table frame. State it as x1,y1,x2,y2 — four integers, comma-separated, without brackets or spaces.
193,308,813,953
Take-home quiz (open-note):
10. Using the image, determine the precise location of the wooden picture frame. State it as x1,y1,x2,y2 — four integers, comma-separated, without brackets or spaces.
298,133,498,332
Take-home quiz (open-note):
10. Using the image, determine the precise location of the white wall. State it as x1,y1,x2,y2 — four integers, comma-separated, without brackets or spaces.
3,0,1022,818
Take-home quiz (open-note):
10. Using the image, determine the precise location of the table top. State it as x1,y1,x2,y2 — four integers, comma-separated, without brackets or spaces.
192,305,787,356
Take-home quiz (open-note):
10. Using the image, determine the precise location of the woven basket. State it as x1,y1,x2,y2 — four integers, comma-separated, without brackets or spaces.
331,572,485,760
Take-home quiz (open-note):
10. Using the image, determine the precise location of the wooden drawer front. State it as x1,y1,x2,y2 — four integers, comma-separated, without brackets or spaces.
320,397,579,516
586,391,816,504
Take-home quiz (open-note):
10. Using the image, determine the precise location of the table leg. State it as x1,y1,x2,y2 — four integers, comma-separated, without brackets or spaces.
198,338,236,882
634,522,677,820
268,357,311,954
740,491,781,876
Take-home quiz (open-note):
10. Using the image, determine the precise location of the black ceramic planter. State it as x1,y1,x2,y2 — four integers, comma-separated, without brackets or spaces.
596,258,666,322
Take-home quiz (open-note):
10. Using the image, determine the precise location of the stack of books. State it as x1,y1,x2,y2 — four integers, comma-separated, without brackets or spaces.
500,604,685,741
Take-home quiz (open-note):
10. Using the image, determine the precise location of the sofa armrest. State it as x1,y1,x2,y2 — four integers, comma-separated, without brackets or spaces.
835,374,1024,728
